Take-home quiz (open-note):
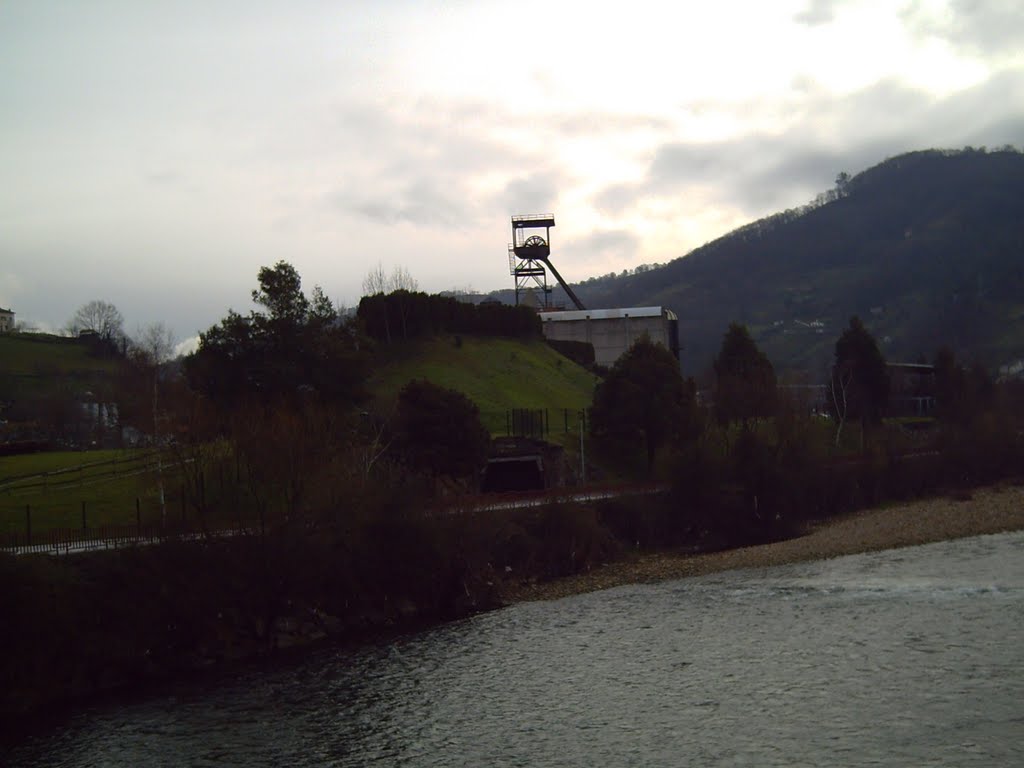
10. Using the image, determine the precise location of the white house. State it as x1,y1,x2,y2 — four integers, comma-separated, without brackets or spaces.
0,307,14,333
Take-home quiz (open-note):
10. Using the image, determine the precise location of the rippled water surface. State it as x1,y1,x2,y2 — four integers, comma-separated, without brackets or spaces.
6,532,1023,767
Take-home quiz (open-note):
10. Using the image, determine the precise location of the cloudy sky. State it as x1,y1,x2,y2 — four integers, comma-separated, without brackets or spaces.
2,0,1022,347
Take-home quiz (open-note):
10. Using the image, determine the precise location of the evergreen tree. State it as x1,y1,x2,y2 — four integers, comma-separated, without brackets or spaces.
828,316,887,446
591,337,701,472
713,323,776,430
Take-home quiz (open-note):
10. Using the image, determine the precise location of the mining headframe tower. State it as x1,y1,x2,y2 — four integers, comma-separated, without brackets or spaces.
508,214,585,311
508,213,679,367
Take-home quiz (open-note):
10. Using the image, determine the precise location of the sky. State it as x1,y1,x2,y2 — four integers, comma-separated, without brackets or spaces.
2,0,1022,350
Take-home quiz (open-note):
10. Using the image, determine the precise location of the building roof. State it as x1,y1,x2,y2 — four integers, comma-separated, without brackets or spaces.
539,306,673,322
0,308,13,315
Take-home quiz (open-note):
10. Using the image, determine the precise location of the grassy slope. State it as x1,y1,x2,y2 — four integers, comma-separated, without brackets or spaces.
0,333,120,401
368,335,599,434
0,333,115,376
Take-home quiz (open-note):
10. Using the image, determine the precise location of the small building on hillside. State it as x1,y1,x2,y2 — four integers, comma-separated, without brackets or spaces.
0,307,14,333
539,306,679,368
887,362,936,417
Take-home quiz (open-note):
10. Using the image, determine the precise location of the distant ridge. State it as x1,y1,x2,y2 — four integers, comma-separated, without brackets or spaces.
495,148,1024,375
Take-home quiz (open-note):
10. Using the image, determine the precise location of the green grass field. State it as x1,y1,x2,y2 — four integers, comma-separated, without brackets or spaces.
0,332,121,403
368,335,599,436
0,332,118,376
0,449,192,539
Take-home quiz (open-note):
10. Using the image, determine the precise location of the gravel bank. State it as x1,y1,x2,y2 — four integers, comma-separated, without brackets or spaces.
500,482,1024,604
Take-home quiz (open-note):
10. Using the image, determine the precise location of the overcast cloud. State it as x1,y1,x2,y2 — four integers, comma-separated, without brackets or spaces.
1,0,1021,343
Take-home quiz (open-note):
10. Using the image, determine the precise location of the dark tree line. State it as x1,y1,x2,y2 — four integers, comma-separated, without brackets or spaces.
357,291,540,343
590,315,1023,546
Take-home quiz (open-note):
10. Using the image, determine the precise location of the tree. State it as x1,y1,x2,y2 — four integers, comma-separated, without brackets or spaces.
186,262,366,411
713,323,776,430
591,337,701,473
251,261,309,327
834,171,851,198
392,380,490,482
129,322,177,522
828,316,888,447
132,322,176,369
67,300,124,344
361,264,419,342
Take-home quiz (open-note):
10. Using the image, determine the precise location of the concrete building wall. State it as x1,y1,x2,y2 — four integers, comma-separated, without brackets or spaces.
539,307,678,368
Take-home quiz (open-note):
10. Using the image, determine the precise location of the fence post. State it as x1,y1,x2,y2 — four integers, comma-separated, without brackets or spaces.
26,505,31,547
136,497,141,536
81,500,87,532
579,409,586,484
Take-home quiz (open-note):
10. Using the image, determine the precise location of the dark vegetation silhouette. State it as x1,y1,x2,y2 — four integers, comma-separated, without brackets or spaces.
392,379,490,482
828,316,889,447
713,323,777,431
186,261,368,411
358,291,540,343
590,337,701,473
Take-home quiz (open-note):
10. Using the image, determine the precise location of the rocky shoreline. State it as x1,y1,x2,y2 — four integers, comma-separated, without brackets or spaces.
499,482,1024,604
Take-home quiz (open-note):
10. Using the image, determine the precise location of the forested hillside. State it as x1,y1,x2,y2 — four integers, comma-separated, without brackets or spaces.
511,148,1024,375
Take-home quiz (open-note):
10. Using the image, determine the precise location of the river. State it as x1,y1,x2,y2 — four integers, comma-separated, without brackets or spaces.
5,531,1022,767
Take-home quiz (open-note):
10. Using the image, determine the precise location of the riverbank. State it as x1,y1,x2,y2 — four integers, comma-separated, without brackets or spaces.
500,481,1024,604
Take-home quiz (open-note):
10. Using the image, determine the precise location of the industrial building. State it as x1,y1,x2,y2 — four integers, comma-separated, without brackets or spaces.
539,306,679,368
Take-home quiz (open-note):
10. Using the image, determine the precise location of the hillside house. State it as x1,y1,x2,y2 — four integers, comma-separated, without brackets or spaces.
0,307,13,333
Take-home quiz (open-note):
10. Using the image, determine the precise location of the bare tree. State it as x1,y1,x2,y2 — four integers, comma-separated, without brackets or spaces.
829,361,853,448
133,322,176,366
362,263,389,296
67,300,124,342
132,322,177,524
361,263,418,295
389,265,418,292
362,264,419,343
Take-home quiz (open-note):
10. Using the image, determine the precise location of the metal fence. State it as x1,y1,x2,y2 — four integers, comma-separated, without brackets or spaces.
495,408,589,439
0,449,170,496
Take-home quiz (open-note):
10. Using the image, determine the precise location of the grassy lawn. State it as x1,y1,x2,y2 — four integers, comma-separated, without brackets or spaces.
369,335,599,438
0,449,222,539
0,333,118,377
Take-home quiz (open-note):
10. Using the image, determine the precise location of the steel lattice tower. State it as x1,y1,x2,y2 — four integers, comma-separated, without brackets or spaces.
508,214,584,310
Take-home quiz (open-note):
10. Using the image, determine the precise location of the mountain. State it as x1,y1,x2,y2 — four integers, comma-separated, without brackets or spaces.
496,148,1024,375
